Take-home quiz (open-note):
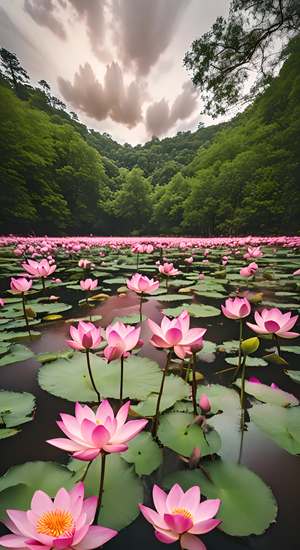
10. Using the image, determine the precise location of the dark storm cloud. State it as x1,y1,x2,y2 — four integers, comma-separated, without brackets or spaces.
24,0,67,40
58,62,145,127
146,81,199,136
112,0,190,75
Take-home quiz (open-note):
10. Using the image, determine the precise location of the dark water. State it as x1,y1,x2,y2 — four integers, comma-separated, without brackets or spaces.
0,267,300,550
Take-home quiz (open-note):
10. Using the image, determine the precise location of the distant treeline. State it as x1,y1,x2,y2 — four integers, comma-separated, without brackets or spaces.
0,37,299,236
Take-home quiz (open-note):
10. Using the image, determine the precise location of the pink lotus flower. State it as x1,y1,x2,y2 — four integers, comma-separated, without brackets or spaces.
0,482,117,550
80,279,98,291
103,321,141,362
199,394,211,413
127,273,159,294
139,483,221,549
293,268,300,276
0,298,4,307
67,322,102,351
159,263,181,277
244,246,263,259
10,277,32,293
198,274,205,280
22,259,56,278
221,297,251,320
247,308,299,339
47,400,148,460
78,259,91,269
240,262,258,277
184,257,194,264
148,311,206,359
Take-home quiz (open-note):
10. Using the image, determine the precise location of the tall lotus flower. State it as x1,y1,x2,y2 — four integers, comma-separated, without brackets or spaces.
10,278,32,338
80,278,98,291
148,311,206,435
10,277,32,294
0,482,117,550
67,322,102,403
184,257,194,265
127,273,159,322
221,297,251,320
127,273,159,294
244,246,263,259
103,321,142,400
139,483,221,549
148,311,206,360
159,262,181,277
0,297,4,308
78,259,92,269
240,262,258,278
247,308,299,339
22,258,57,287
103,322,141,362
67,322,102,351
48,400,148,459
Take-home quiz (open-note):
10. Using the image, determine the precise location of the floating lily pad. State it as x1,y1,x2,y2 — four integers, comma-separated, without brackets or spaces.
0,461,75,520
217,340,240,354
37,349,74,364
68,454,143,530
122,432,162,476
65,315,102,323
0,344,34,367
250,403,300,454
111,314,146,324
157,412,221,457
163,303,221,318
0,391,36,439
0,330,41,342
225,356,267,367
152,294,193,302
38,353,163,402
197,384,240,413
163,460,277,536
285,370,300,383
234,379,298,406
131,375,190,416
197,340,217,363
280,345,300,355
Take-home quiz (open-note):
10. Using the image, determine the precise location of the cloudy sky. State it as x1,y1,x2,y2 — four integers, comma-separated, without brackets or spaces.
0,0,230,144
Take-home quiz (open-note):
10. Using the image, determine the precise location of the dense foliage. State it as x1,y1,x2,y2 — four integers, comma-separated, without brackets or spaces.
0,37,299,236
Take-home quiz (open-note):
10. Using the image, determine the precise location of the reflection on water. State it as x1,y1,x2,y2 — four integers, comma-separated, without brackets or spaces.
0,272,300,550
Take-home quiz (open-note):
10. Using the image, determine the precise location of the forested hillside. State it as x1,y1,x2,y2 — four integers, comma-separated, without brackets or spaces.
0,36,299,236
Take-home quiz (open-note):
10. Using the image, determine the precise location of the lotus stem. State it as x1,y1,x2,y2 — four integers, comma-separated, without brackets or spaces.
120,355,124,401
41,277,46,292
274,333,281,356
152,351,171,437
81,460,92,482
95,452,107,524
239,355,247,430
136,252,139,270
85,349,101,403
232,319,243,382
21,292,32,340
192,351,198,416
139,293,143,323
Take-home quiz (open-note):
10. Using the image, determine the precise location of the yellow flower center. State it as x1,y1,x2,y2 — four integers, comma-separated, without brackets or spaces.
171,508,193,521
96,419,102,425
36,509,74,537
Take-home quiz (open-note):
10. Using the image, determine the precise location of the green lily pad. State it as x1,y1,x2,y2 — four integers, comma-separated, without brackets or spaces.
225,356,267,367
0,344,34,367
0,391,36,432
0,428,20,439
38,353,164,402
152,294,193,302
280,345,300,355
111,314,146,324
122,432,162,475
197,340,217,363
157,412,221,457
131,375,190,416
197,384,240,413
37,349,74,364
234,379,298,406
0,330,41,342
65,315,102,324
250,403,300,454
285,370,300,383
68,454,143,530
0,461,75,520
163,303,221,318
163,460,277,536
217,340,240,354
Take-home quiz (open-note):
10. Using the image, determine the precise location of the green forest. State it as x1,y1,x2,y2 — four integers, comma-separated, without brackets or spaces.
0,36,299,236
